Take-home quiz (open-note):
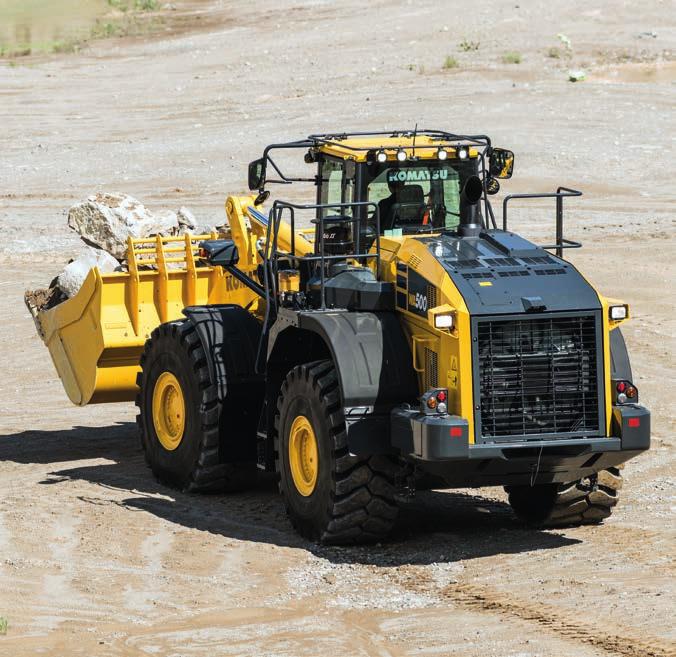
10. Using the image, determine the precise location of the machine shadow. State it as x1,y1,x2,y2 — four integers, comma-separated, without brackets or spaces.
10,423,581,566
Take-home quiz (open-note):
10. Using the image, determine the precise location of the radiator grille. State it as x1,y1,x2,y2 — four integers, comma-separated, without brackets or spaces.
425,348,438,390
476,315,601,439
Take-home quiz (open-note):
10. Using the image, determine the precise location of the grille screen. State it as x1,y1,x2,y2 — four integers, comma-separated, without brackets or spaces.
477,315,600,439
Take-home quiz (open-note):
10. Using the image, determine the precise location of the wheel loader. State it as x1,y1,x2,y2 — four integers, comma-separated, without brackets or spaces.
29,130,650,543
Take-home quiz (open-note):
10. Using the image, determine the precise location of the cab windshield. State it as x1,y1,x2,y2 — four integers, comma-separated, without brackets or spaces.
366,159,478,233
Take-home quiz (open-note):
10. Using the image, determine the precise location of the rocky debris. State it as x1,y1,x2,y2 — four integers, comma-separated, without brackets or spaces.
26,193,201,314
177,206,198,232
56,246,122,298
67,192,197,260
25,286,65,317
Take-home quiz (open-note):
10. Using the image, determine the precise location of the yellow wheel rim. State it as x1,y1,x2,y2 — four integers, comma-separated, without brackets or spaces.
288,415,319,497
152,372,186,451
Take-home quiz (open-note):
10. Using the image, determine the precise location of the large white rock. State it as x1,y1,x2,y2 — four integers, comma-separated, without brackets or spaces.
56,246,121,298
67,193,182,260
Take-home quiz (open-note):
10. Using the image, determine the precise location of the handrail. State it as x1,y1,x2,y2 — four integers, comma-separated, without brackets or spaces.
268,199,381,311
502,186,582,258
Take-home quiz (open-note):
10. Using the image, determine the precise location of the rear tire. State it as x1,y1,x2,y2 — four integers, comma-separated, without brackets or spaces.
136,320,257,492
506,466,623,527
274,360,399,544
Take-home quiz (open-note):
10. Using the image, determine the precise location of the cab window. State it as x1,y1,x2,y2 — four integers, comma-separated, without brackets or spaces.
366,160,476,233
319,159,345,218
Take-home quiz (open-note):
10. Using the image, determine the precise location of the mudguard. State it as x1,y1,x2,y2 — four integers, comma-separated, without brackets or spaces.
183,304,264,400
269,309,418,454
610,327,633,381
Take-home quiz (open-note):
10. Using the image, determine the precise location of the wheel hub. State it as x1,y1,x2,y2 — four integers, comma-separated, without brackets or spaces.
288,415,318,496
152,372,186,451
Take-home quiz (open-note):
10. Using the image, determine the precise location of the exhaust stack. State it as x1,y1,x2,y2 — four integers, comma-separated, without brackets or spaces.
458,176,483,238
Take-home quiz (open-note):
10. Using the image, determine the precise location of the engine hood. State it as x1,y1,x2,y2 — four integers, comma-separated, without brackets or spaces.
421,230,601,315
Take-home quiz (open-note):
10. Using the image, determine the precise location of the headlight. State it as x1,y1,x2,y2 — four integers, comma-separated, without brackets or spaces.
434,313,455,329
609,304,628,321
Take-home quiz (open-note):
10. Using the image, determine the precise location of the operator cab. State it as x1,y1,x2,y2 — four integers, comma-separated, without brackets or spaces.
316,141,483,239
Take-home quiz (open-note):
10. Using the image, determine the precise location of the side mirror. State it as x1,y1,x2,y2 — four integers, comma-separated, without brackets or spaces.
248,157,266,190
489,148,514,179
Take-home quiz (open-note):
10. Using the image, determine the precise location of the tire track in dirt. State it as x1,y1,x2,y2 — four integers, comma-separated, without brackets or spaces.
445,583,676,657
386,567,675,657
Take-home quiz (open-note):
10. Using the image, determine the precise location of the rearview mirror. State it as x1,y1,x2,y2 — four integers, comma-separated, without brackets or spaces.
248,157,266,190
489,148,514,179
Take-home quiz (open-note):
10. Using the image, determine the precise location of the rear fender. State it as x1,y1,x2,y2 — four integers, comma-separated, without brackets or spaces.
268,310,418,453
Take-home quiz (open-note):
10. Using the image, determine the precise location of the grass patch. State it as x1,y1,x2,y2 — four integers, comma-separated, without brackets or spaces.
0,617,7,634
442,55,459,70
502,51,522,64
135,0,160,10
51,38,80,54
107,0,159,10
458,38,479,52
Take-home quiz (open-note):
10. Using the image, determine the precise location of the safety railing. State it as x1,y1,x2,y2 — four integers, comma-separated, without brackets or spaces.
502,187,582,257
266,200,381,312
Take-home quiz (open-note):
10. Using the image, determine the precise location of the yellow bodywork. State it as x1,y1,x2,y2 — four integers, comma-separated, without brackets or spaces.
35,195,312,406
375,233,627,442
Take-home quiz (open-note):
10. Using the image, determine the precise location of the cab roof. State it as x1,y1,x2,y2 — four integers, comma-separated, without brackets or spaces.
308,131,486,162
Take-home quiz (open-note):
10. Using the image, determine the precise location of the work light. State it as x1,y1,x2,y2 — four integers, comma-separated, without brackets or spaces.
434,313,454,329
457,146,469,160
376,149,387,163
396,149,407,162
609,304,628,320
437,148,448,160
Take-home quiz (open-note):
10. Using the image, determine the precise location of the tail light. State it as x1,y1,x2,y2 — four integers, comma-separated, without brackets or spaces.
613,379,638,404
421,389,449,415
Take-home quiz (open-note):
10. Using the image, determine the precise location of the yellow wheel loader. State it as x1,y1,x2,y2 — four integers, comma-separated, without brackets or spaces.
30,130,650,543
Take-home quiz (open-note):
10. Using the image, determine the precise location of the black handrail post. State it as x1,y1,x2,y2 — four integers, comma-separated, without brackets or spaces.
319,214,326,310
555,193,563,258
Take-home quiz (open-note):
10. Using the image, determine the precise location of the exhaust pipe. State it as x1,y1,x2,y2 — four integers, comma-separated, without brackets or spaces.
458,175,483,238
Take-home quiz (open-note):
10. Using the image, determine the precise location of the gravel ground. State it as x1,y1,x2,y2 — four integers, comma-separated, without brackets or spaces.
0,1,674,656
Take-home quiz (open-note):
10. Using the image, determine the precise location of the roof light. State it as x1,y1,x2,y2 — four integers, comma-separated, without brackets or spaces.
434,313,454,329
457,146,469,160
396,148,408,162
376,149,388,163
437,148,448,161
609,304,628,321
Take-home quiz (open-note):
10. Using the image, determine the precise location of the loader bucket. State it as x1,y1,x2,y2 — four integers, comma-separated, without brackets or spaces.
33,234,259,406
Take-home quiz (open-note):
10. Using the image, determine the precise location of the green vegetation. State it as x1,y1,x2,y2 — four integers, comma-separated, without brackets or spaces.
107,0,159,10
502,51,522,64
52,37,80,53
458,38,479,52
547,47,561,59
442,55,459,70
0,0,165,60
0,617,7,635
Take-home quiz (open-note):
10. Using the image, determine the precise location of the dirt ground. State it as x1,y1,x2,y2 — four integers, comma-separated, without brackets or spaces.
1,1,675,655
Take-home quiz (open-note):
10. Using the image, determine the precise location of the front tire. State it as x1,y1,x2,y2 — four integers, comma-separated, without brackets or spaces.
506,467,623,527
274,360,399,544
136,320,257,492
